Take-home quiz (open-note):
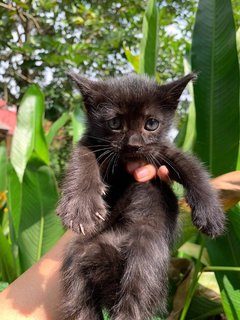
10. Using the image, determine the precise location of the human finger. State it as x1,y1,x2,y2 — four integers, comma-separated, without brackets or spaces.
133,164,157,182
157,166,171,183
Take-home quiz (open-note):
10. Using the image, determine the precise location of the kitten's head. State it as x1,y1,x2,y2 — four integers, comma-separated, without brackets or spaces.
69,72,195,165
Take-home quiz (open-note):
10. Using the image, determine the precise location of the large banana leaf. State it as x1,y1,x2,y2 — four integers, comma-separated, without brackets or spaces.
191,0,239,177
18,160,64,271
237,27,240,171
191,0,240,318
8,84,64,272
139,0,158,76
10,85,49,182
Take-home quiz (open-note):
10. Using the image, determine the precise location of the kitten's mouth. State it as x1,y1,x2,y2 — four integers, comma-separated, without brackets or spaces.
119,146,149,164
120,151,145,163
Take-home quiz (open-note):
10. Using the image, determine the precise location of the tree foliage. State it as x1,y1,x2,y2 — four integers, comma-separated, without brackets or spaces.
0,0,199,120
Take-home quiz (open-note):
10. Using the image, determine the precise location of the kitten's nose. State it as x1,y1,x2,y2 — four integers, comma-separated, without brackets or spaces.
127,133,143,148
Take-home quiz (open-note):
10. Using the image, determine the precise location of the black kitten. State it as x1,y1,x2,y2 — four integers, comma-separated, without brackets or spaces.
57,73,225,320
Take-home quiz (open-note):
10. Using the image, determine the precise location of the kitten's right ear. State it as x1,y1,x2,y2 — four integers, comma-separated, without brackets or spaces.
67,72,101,108
160,73,197,109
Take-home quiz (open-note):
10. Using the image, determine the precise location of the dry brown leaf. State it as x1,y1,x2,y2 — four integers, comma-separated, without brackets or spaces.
211,171,240,210
179,171,240,212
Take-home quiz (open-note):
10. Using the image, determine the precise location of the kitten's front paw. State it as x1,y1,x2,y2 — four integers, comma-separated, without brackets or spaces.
192,205,226,238
57,185,108,235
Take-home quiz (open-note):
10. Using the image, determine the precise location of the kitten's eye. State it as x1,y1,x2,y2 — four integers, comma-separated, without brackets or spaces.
144,118,159,131
108,117,122,130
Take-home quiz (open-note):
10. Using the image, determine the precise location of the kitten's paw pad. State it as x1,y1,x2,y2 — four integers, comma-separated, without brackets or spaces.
193,206,226,238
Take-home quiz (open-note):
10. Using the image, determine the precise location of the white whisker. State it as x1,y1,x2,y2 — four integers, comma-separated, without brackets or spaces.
157,153,181,181
96,149,113,163
112,153,120,175
100,151,115,181
105,152,116,181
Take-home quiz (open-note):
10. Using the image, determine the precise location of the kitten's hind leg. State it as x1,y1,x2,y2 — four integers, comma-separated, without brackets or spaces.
60,239,104,320
111,225,170,320
60,234,123,320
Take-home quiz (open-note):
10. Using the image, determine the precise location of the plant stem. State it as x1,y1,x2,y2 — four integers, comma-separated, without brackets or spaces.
179,235,205,320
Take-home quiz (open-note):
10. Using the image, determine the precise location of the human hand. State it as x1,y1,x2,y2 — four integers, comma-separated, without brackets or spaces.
126,162,170,183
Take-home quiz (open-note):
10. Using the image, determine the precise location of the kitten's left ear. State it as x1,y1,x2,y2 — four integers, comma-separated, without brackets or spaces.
161,73,197,108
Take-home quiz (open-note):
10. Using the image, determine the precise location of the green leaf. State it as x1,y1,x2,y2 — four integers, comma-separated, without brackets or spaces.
10,85,49,182
0,282,8,292
229,204,240,241
178,242,210,266
45,112,70,146
179,239,205,319
174,57,196,151
0,143,7,192
39,0,57,10
139,0,159,76
237,27,240,58
181,58,196,152
237,145,240,170
0,226,17,283
18,160,64,271
124,47,140,73
103,310,110,320
71,105,86,143
206,207,240,319
191,0,240,176
186,295,223,320
7,163,22,241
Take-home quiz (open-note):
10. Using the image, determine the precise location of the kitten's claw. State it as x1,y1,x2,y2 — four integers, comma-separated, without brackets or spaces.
95,211,105,221
101,187,107,196
80,224,86,235
58,179,107,235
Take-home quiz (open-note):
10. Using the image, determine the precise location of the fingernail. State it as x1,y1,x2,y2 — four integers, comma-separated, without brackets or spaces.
158,166,170,183
135,167,149,179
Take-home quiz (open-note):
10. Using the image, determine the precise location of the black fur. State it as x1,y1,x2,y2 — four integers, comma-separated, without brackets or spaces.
57,73,225,319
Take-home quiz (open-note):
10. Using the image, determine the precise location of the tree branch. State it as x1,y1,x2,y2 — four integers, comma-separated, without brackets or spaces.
0,1,41,32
